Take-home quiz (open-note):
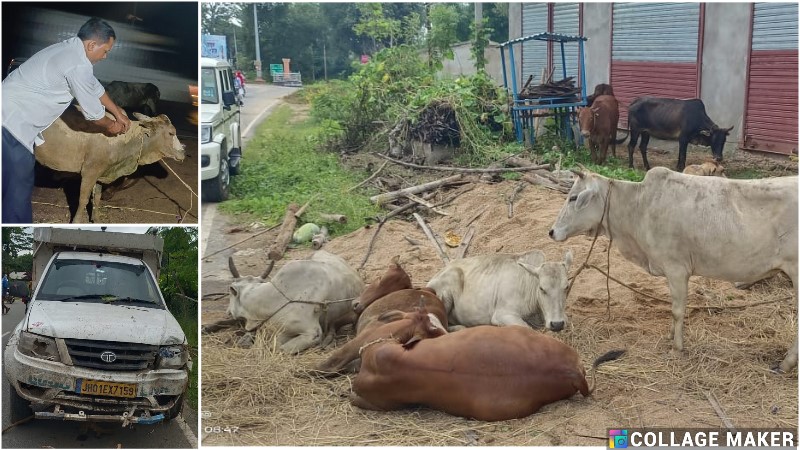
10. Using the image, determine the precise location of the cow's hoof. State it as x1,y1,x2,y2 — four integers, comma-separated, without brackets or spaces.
770,365,785,375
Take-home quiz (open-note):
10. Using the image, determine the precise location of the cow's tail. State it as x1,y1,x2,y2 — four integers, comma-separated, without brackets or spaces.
588,349,626,394
613,128,629,145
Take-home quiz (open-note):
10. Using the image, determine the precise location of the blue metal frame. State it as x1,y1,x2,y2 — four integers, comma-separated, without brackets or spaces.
500,32,588,146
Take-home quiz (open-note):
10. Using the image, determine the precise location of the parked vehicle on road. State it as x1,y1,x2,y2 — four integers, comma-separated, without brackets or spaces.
201,57,242,202
4,228,192,426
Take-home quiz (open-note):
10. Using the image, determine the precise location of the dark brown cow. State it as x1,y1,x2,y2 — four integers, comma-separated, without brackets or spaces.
351,325,625,421
578,95,627,164
585,83,614,107
315,257,448,374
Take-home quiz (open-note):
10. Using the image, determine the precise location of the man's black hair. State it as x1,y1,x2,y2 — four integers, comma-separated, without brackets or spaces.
77,17,116,43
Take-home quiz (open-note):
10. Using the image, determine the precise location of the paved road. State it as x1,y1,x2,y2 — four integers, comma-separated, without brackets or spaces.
200,83,298,296
1,301,196,448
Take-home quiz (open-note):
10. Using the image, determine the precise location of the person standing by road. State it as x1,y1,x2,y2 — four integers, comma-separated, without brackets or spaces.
2,17,131,223
2,273,9,315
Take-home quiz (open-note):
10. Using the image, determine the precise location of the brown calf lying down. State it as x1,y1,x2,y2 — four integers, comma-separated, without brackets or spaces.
682,160,726,177
315,257,447,374
352,325,624,421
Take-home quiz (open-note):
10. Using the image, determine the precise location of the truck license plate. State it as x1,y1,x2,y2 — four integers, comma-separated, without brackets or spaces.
76,379,136,398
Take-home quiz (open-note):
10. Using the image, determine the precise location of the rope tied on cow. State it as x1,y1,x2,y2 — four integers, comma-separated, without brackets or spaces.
358,337,397,356
566,172,675,312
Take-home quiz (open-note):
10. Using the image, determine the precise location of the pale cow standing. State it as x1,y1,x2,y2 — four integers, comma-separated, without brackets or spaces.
426,250,572,332
549,167,798,372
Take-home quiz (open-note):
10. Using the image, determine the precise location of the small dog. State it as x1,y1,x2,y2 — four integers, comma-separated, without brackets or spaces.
683,160,726,177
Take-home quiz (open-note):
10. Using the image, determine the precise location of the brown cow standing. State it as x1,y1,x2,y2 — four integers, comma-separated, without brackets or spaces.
585,83,614,107
579,95,627,164
315,257,448,374
351,325,624,421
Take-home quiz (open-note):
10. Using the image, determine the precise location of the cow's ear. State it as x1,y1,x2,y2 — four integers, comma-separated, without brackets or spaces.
518,262,540,278
229,285,239,297
563,250,573,270
402,334,422,348
575,188,595,211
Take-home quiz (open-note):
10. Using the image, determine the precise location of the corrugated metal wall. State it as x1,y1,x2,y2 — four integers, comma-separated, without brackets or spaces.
551,3,581,81
743,2,798,154
611,3,701,124
521,3,548,86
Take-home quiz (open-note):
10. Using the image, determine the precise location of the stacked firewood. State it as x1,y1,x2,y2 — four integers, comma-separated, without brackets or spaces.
519,76,581,100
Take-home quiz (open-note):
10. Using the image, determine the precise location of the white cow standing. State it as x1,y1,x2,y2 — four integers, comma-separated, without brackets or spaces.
227,250,364,354
426,250,573,331
550,166,798,372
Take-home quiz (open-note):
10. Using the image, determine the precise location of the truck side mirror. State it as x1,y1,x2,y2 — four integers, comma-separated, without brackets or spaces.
222,91,237,110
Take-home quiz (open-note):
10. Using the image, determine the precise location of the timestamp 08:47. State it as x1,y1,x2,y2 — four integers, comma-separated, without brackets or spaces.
204,425,239,434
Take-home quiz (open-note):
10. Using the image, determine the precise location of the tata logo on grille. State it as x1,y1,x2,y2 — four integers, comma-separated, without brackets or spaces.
100,351,117,363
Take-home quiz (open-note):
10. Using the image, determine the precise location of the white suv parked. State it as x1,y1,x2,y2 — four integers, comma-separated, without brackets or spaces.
201,57,242,202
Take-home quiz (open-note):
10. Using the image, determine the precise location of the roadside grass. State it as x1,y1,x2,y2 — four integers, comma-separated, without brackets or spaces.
220,105,381,237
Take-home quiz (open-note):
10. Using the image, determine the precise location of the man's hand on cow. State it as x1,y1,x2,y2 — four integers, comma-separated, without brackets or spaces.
105,120,124,136
115,113,131,133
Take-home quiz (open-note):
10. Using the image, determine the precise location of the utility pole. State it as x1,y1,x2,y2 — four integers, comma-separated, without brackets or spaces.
323,40,327,81
232,26,239,68
474,2,482,23
253,3,263,81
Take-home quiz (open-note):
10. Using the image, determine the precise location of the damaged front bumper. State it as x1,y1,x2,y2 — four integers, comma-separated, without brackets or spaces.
5,337,188,424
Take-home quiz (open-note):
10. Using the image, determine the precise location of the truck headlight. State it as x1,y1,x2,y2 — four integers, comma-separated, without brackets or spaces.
201,124,212,143
157,344,188,369
18,331,61,362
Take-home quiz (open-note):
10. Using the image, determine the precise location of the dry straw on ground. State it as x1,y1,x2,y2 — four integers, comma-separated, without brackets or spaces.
202,176,797,446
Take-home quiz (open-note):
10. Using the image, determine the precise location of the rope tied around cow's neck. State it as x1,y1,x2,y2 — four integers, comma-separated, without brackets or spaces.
358,336,397,356
566,179,670,314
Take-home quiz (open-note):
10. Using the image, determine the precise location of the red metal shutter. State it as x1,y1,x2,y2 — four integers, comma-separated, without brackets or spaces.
611,3,701,125
743,3,798,155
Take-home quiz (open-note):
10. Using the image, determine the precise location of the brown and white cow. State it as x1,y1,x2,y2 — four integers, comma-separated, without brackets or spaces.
315,257,448,374
578,94,627,164
426,250,572,332
36,106,185,223
550,166,798,372
351,323,624,421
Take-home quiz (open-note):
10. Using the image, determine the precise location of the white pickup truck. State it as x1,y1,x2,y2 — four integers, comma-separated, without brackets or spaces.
4,228,191,426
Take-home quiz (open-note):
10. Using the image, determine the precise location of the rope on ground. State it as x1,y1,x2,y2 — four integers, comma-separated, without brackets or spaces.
160,159,196,224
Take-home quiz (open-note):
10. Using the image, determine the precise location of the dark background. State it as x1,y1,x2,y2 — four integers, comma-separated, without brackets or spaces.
2,2,197,80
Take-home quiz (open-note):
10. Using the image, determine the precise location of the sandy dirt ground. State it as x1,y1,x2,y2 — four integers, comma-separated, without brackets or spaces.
201,132,797,445
31,100,198,224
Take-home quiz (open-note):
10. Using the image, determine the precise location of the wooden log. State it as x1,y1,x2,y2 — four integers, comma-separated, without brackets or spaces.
412,213,450,264
375,153,551,174
455,227,475,259
318,213,347,224
294,195,318,219
348,160,388,192
312,227,329,250
370,174,463,205
405,193,449,216
268,203,300,260
522,174,570,194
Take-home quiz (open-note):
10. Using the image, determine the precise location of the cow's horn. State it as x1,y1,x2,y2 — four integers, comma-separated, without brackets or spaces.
228,256,241,279
724,125,734,133
260,260,275,280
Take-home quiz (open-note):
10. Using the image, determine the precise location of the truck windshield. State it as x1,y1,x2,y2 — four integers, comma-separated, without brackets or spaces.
36,259,164,308
201,67,219,104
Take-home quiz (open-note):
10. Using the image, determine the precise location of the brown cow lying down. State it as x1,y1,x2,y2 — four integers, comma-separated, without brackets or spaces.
315,257,448,374
351,325,625,421
35,106,185,223
682,160,726,177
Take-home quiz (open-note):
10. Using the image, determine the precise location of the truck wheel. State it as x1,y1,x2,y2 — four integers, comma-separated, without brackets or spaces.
9,384,33,423
202,150,230,202
163,394,185,421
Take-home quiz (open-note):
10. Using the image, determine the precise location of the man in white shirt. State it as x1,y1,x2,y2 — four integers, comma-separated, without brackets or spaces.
2,17,131,223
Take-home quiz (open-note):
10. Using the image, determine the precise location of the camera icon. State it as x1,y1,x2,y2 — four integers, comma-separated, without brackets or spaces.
609,429,628,448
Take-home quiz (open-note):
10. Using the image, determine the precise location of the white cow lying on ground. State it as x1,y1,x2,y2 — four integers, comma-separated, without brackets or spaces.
426,250,572,332
226,250,364,354
550,166,798,372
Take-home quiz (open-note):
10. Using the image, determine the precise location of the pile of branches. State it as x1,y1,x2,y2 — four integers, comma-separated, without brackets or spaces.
409,100,461,147
520,76,581,100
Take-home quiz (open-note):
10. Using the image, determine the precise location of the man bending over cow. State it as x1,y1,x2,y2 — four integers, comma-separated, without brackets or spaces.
2,17,131,223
